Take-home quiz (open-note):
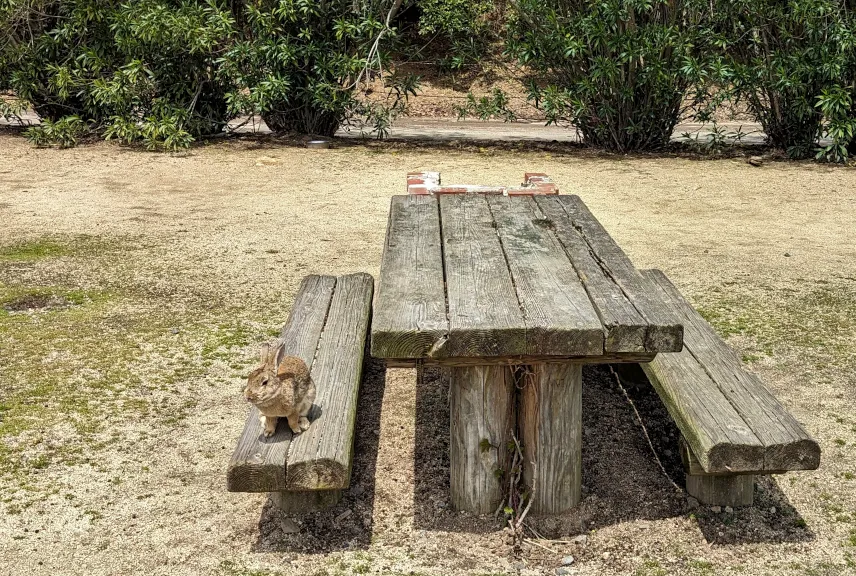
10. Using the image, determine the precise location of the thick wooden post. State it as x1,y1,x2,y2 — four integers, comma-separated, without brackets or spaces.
520,363,582,514
449,365,515,514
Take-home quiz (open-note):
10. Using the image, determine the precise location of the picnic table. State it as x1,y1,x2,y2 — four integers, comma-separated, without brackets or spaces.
371,193,685,514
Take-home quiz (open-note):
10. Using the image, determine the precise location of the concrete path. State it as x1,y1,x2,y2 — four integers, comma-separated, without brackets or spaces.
2,110,768,146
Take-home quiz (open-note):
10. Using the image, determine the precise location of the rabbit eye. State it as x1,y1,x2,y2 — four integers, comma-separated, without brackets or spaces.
261,379,268,386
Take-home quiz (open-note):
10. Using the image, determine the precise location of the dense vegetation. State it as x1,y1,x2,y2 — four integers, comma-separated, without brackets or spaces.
1,0,854,160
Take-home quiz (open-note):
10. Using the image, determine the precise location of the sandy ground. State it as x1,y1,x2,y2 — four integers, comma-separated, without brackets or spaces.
0,134,855,576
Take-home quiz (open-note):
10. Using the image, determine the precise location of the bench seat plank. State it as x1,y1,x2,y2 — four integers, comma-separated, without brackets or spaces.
641,269,821,473
554,196,683,353
227,275,336,492
285,272,374,490
487,195,603,356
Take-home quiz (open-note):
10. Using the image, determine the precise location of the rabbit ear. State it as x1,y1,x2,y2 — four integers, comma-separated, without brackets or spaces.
258,343,271,365
268,339,285,365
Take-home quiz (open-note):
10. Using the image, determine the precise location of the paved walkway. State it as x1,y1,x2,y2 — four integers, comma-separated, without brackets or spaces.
2,110,767,146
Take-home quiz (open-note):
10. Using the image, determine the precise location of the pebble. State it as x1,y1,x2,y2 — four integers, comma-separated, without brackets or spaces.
334,509,352,524
687,497,700,510
710,505,722,513
280,518,300,534
601,552,611,561
784,252,791,257
555,568,574,576
562,556,575,566
571,534,588,545
748,156,764,167
725,506,734,514
770,507,777,514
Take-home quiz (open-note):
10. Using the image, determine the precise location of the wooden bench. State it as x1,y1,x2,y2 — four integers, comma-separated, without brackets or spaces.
639,269,821,506
227,273,374,512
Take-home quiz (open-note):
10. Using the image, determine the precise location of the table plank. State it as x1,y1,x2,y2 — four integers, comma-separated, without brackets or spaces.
371,195,449,359
554,195,683,352
440,194,527,357
487,195,602,355
534,195,648,353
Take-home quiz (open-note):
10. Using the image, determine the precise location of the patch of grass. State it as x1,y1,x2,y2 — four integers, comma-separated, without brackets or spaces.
636,559,668,576
219,560,283,576
834,439,847,446
695,282,856,379
0,240,67,262
688,559,714,575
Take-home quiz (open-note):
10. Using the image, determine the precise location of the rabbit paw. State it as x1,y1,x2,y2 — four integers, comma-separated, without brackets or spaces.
262,416,277,437
299,416,311,431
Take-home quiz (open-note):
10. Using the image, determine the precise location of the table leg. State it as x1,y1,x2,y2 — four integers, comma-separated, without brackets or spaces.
449,365,515,513
520,363,582,514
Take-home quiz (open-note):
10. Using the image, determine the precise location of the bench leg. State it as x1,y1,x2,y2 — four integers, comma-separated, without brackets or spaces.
686,474,754,507
270,489,342,514
519,363,582,514
449,365,515,514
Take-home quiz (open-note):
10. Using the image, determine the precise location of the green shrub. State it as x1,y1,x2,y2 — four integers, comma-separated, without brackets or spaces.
506,0,725,152
1,0,414,147
1,0,236,150
722,0,856,160
222,0,416,137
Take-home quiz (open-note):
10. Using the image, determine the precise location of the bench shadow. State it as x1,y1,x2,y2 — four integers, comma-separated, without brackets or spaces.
412,363,815,545
610,364,815,546
250,356,387,554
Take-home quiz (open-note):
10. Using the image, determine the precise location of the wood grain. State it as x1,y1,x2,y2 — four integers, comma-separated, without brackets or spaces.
371,195,448,359
286,273,374,490
440,194,527,357
227,275,336,492
449,365,515,514
553,196,683,352
643,269,821,472
534,195,648,353
686,474,755,507
384,352,657,368
486,195,603,356
520,363,582,514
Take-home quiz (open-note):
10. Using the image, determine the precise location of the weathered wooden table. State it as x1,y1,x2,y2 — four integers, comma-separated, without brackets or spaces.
371,193,684,514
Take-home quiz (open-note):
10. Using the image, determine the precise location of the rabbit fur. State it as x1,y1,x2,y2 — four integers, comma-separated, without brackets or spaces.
244,339,316,437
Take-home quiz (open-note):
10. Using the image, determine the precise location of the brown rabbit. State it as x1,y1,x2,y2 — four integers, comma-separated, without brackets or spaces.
244,339,316,437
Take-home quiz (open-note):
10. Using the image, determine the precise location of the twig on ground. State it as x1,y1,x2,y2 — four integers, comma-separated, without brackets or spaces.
608,365,682,492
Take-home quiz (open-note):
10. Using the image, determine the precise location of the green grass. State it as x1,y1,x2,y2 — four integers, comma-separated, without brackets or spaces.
219,560,283,576
0,240,67,262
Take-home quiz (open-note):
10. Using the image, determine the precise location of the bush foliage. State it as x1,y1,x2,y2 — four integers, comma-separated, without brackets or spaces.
1,0,855,159
505,0,726,152
0,0,412,148
722,0,856,160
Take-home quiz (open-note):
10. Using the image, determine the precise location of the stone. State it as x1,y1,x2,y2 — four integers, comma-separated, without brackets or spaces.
748,156,763,167
770,507,777,514
280,518,300,534
601,552,611,561
562,556,575,566
556,568,574,576
687,497,700,510
571,534,588,545
724,506,734,514
710,506,721,513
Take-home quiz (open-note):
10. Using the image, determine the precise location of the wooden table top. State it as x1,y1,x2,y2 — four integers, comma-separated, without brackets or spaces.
371,194,683,365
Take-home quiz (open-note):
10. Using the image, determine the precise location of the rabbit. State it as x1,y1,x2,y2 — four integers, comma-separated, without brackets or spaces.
244,339,316,438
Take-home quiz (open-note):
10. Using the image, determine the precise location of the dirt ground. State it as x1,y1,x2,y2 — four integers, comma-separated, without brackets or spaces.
0,134,854,576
